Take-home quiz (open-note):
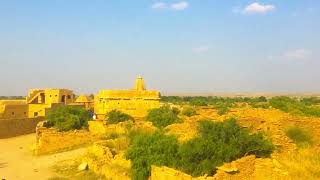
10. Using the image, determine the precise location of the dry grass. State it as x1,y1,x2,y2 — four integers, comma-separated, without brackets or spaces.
285,125,313,148
280,148,320,180
50,158,105,180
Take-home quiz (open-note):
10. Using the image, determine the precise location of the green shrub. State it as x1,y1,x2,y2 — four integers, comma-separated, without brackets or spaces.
46,106,90,131
216,106,230,115
177,119,274,176
126,131,179,180
301,97,320,106
285,126,313,148
172,107,181,115
182,106,197,117
190,98,208,106
146,106,181,128
126,119,274,179
250,102,269,109
106,110,133,124
105,132,120,140
269,96,320,117
160,96,185,105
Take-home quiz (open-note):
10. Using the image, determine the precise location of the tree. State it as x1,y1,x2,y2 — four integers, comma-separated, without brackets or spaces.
146,106,181,128
126,131,179,180
182,106,197,117
106,110,133,124
46,105,90,131
126,118,274,179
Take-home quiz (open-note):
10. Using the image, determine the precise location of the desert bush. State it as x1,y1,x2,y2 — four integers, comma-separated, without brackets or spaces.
216,106,230,115
172,107,180,115
190,98,208,106
177,119,274,176
300,97,320,106
161,96,185,104
106,110,133,124
250,102,269,109
161,96,261,107
182,106,197,117
146,106,181,128
105,132,120,140
46,106,90,131
285,126,313,148
126,118,274,179
270,96,320,117
126,131,179,180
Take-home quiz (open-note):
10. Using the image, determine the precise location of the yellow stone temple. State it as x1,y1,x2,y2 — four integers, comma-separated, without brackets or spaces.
94,76,160,119
0,76,160,120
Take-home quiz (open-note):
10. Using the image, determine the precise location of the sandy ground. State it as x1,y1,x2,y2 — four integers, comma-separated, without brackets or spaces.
0,133,86,180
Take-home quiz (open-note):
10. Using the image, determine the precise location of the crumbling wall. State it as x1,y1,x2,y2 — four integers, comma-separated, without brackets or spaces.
0,117,44,138
88,120,156,137
150,155,289,180
150,166,194,180
84,141,131,179
35,122,95,155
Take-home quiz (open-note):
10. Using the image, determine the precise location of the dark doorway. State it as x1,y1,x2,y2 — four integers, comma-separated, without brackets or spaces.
61,95,66,103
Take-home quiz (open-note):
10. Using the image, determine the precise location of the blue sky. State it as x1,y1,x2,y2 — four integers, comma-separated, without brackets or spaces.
0,1,319,95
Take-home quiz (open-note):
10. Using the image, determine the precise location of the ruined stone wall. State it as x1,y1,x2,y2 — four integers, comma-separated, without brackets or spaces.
88,120,156,137
84,142,131,180
0,117,44,138
150,166,194,180
88,120,128,136
35,123,95,155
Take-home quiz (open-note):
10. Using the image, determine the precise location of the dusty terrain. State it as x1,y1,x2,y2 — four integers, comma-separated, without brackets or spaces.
0,134,86,180
1,107,320,179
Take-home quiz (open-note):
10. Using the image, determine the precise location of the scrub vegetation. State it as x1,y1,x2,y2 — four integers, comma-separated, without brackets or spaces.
146,106,181,128
106,110,133,124
285,125,313,148
126,119,274,180
46,106,91,131
161,96,320,117
181,106,197,117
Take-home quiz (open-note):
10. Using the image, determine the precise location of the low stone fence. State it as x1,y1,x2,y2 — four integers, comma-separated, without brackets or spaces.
150,166,195,180
83,141,131,179
0,117,44,138
88,120,130,137
35,122,96,155
88,120,156,137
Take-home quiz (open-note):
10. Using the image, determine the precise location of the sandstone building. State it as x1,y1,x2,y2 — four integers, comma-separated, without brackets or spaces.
1,76,160,120
74,95,93,110
94,76,160,119
0,89,74,119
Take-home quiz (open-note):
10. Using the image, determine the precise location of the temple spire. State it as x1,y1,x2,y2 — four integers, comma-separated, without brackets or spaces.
134,75,146,91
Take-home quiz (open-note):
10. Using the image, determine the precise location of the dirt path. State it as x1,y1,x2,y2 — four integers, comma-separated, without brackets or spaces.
0,134,86,180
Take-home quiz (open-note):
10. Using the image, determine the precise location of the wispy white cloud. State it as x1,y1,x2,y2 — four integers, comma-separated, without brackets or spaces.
283,49,312,60
151,1,189,11
171,2,189,10
243,2,275,14
152,2,167,10
192,46,209,53
234,2,275,14
269,49,313,61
